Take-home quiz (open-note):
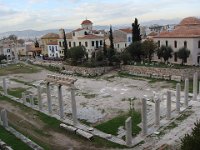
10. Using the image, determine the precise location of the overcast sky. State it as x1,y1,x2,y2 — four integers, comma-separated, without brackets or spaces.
0,0,199,32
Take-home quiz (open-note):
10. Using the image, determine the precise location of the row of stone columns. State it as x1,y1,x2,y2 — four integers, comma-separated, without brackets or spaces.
45,82,78,125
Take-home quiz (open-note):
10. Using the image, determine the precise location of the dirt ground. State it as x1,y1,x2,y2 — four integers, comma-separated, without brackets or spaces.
0,100,100,150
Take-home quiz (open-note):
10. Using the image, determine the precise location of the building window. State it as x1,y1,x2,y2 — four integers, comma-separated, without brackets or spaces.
59,42,61,47
198,41,200,48
69,42,71,47
174,52,177,62
85,42,88,47
92,41,94,46
73,42,76,47
158,41,160,47
184,41,187,48
125,43,127,47
100,40,102,45
79,42,81,46
73,32,75,36
7,49,10,52
174,41,177,48
52,46,54,53
56,46,57,51
128,37,131,42
166,40,168,47
49,46,51,50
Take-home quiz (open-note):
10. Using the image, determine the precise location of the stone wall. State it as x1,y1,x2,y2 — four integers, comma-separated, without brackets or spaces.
32,60,115,77
122,65,200,80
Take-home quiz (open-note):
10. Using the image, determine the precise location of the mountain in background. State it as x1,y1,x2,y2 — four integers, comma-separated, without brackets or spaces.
0,18,182,39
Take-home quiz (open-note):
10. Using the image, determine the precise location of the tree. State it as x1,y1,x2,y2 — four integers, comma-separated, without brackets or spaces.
120,51,132,65
67,46,87,61
142,39,157,62
107,48,116,63
0,55,6,64
126,41,143,62
62,29,68,60
103,39,107,57
109,25,114,50
157,48,163,61
132,18,141,43
181,120,200,150
8,34,17,41
158,45,173,63
177,47,190,65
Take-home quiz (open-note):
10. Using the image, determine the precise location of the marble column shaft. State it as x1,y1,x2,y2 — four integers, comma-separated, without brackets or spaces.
125,117,132,146
184,78,189,107
58,85,64,119
71,85,78,125
3,78,7,95
46,83,52,114
1,109,8,127
176,83,181,113
155,97,160,126
141,98,147,135
166,91,171,120
193,72,198,101
37,86,42,111
22,92,26,104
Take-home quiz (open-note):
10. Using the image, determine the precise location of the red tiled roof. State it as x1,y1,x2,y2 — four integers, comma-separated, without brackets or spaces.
148,32,158,36
78,34,103,39
41,33,59,39
47,41,58,45
81,19,93,25
119,28,132,34
154,17,200,38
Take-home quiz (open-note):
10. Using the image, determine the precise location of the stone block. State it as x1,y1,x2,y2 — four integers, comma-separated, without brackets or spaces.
171,75,182,82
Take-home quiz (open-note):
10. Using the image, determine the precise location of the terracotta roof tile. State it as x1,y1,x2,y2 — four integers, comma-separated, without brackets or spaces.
81,19,93,25
41,33,59,39
119,28,132,34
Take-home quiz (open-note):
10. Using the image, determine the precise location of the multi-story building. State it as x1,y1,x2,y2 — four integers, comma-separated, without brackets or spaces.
41,33,60,56
58,19,105,58
113,28,132,52
153,17,200,65
47,41,62,58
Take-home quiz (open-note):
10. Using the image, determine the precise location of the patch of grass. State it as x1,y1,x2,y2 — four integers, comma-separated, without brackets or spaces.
95,111,141,136
10,78,36,88
0,125,32,150
8,88,26,98
0,63,41,76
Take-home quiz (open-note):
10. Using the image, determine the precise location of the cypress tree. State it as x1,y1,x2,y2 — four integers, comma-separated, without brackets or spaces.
109,25,114,50
132,18,141,43
62,29,68,60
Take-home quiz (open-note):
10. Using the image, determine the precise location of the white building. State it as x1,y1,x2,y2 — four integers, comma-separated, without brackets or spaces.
47,42,61,58
113,28,132,52
58,19,105,58
153,17,200,65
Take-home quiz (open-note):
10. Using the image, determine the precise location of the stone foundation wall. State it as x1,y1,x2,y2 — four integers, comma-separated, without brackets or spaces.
122,65,200,80
33,61,115,77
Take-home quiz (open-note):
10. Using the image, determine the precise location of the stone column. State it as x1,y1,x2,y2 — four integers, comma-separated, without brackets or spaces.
3,78,7,95
166,91,171,120
22,92,26,104
155,97,160,127
199,81,200,96
125,117,132,146
37,86,42,111
58,85,64,119
176,83,181,113
184,78,189,107
29,94,34,107
46,82,52,114
141,97,147,135
70,85,78,125
193,72,198,101
1,109,8,127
